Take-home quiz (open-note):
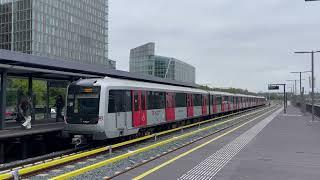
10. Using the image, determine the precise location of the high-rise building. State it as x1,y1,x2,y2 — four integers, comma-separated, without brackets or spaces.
0,0,114,69
130,42,195,83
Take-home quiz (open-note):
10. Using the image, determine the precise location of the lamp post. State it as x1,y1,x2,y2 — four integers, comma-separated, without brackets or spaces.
286,80,295,95
295,51,320,121
290,71,311,106
286,79,306,95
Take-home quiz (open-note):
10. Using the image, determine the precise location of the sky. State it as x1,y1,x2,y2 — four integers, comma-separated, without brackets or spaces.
108,0,320,93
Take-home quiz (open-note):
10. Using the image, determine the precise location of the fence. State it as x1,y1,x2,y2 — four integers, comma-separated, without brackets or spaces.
306,104,320,118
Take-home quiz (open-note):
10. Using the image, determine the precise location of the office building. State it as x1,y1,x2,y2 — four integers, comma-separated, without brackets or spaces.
0,0,114,68
130,42,195,83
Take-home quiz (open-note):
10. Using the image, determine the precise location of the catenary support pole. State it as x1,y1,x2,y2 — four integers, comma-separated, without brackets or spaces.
311,51,315,121
28,75,35,122
0,70,7,130
284,84,287,114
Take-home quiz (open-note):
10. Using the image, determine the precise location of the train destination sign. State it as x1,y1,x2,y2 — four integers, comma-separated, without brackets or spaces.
268,85,280,90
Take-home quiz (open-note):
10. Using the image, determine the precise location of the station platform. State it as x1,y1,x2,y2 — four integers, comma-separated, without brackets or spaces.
115,105,320,180
0,121,65,163
0,122,64,140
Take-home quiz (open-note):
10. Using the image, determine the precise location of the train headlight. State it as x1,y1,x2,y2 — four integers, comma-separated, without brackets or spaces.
98,116,104,125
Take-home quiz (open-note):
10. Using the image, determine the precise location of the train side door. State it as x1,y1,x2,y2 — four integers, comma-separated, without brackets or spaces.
132,90,147,127
187,94,194,117
213,96,217,113
202,95,208,115
221,96,225,112
165,92,175,122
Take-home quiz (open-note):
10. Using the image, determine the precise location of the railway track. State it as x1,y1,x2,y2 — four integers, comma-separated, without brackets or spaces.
0,105,277,180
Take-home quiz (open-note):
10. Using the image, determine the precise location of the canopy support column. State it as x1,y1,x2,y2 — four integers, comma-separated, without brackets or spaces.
0,70,7,130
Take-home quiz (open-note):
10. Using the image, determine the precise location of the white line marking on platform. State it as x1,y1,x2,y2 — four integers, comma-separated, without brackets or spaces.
178,108,282,180
36,173,48,177
282,114,302,117
64,165,75,169
77,161,87,165
51,169,63,173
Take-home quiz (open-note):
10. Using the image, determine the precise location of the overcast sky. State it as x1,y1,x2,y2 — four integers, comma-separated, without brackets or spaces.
109,0,320,93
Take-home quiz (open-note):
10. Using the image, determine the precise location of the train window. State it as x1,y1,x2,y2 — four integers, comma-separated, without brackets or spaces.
125,91,132,111
108,90,132,113
134,91,139,111
66,85,100,124
193,94,202,106
224,96,229,103
147,91,165,109
147,92,153,109
108,93,116,113
175,93,186,107
141,92,146,110
216,96,222,105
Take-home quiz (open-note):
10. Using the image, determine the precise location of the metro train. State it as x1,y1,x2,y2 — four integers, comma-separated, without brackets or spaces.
63,77,266,143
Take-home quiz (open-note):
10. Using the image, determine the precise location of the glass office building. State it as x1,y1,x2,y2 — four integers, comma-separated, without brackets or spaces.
0,0,113,68
130,42,196,83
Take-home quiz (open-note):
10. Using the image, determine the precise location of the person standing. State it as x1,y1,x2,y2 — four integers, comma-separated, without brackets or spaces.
55,95,64,122
20,96,32,129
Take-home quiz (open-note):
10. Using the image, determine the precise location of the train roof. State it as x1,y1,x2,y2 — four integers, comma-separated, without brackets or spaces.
79,77,208,94
73,77,265,99
209,91,265,99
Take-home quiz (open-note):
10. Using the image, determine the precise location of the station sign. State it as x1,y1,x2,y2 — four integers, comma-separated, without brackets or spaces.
268,85,279,90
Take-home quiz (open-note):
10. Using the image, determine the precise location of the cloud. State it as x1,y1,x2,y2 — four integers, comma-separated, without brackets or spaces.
109,0,320,92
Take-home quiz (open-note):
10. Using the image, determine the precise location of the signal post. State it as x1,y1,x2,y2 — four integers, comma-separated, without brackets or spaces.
268,84,287,114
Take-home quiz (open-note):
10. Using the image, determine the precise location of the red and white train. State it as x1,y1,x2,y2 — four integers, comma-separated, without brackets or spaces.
63,77,266,142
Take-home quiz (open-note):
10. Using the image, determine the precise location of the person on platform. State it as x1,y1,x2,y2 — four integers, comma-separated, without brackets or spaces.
55,95,64,122
20,96,32,129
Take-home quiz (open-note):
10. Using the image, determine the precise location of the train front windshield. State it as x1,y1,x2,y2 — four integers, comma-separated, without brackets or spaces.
66,85,101,124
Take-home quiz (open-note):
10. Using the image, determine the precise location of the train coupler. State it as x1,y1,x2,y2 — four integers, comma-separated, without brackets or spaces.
72,135,87,146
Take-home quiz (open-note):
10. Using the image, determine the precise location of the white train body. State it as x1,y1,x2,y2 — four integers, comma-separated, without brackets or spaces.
63,77,266,140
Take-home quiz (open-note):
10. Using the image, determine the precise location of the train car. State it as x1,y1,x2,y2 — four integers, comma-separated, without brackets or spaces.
208,91,224,115
64,77,210,141
63,77,266,143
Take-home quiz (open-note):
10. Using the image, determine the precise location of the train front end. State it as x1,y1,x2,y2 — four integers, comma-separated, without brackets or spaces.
63,79,106,145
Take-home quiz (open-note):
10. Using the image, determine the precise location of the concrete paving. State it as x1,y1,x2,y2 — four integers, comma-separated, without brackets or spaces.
114,105,320,180
213,105,320,180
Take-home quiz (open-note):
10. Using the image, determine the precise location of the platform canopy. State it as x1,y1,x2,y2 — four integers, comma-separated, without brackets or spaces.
0,49,199,87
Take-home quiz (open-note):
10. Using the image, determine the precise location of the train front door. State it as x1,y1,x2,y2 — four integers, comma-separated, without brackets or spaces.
132,90,147,127
187,94,194,117
165,92,175,122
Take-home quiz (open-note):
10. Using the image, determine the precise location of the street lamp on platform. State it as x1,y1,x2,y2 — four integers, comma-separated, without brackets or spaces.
294,50,320,121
